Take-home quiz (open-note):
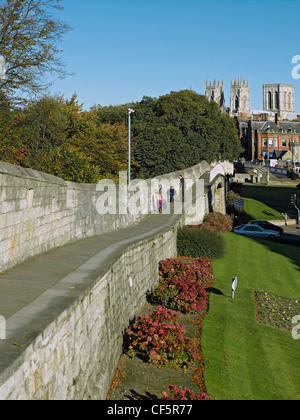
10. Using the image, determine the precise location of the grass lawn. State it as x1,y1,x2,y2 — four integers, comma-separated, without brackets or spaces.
241,184,298,221
243,197,284,221
202,232,300,400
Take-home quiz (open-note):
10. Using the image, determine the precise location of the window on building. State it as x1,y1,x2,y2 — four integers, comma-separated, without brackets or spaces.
275,92,279,110
263,138,267,147
273,138,277,147
282,139,287,147
268,91,272,109
235,95,239,109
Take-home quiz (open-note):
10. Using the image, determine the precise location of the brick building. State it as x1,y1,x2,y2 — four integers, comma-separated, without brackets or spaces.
204,78,300,162
237,113,300,162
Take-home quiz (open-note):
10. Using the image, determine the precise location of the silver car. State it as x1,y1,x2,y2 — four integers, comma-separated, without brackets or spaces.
233,224,280,239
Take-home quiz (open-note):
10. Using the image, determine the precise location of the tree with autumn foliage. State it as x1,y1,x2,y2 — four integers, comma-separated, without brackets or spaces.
64,96,131,182
70,121,129,181
0,94,132,183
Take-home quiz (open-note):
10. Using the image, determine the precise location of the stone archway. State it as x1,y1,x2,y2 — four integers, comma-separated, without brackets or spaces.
214,181,225,213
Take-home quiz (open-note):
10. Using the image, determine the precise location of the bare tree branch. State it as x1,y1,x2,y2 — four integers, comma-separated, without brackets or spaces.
0,0,72,103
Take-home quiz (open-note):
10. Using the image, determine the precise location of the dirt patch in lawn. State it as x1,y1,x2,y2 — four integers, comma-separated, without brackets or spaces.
254,290,300,332
107,301,207,400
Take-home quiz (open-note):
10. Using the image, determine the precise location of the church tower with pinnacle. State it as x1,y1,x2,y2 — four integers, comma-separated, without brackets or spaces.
230,77,251,116
205,79,225,107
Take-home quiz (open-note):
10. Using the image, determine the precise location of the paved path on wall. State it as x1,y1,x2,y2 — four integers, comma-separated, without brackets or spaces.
0,211,180,320
0,173,213,321
0,203,186,375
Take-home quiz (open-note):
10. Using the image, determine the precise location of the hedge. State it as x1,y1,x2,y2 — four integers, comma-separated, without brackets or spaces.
177,226,225,259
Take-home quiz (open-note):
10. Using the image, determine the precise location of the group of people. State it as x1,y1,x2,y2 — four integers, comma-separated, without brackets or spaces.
156,175,185,213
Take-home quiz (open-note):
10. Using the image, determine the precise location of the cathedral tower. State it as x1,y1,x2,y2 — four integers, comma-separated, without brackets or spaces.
230,77,251,116
205,79,225,107
263,83,295,119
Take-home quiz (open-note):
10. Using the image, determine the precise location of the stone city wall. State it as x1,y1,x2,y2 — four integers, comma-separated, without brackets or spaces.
0,160,216,273
0,224,177,400
0,160,231,400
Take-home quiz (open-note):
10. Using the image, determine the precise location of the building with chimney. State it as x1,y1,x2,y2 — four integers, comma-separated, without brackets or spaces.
237,113,300,161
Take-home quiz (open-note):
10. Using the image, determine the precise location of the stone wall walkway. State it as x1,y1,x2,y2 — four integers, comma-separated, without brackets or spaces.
0,206,182,381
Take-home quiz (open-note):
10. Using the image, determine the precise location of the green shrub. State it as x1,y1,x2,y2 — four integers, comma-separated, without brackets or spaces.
177,226,225,259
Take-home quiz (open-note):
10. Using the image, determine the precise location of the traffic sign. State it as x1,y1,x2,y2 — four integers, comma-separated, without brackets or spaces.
234,198,244,209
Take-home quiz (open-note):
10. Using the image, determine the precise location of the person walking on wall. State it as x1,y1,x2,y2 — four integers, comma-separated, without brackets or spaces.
168,186,176,203
156,184,166,213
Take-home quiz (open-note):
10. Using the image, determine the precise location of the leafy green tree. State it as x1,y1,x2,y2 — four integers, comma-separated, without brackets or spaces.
218,113,243,160
23,145,101,183
93,103,128,125
69,117,129,182
0,89,243,183
0,92,27,164
21,95,68,152
130,90,242,178
0,93,132,182
135,125,188,178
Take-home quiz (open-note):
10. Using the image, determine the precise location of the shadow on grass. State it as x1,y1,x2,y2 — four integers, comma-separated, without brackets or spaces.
235,231,300,277
262,210,279,218
209,287,224,296
242,184,298,218
209,286,233,299
234,184,300,287
124,389,159,400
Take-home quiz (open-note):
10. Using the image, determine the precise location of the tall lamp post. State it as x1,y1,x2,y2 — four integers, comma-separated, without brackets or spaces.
128,108,135,185
291,137,295,168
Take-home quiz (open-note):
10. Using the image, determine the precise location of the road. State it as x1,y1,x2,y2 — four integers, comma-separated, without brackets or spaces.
274,225,300,246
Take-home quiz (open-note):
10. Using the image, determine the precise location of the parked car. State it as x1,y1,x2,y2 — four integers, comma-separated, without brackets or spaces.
233,224,280,239
248,220,283,235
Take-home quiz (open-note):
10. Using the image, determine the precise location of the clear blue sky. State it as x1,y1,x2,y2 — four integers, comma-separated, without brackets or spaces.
49,0,300,112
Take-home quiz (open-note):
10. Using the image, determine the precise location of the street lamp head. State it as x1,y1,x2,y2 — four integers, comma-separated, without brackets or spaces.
128,108,135,114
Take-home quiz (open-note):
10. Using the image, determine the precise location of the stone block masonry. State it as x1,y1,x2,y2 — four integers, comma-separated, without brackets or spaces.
0,159,232,399
0,161,135,273
0,216,178,399
0,160,215,273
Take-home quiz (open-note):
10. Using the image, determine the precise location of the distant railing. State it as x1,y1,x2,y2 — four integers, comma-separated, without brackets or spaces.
244,162,287,175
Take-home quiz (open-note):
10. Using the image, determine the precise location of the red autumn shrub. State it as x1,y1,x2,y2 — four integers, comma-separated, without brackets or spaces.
159,257,214,290
197,212,233,233
125,306,196,369
162,384,210,400
150,258,214,314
